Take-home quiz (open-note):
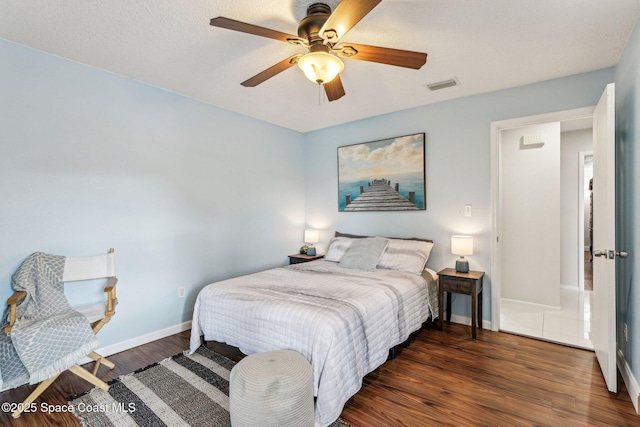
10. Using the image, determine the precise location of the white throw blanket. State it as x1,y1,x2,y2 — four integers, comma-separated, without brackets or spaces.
0,252,98,391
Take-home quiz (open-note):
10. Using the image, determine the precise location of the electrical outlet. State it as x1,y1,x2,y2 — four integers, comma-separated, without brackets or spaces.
178,286,185,298
624,323,628,342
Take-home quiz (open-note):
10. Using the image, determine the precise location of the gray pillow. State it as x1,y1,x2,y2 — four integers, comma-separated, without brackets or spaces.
338,237,389,272
324,236,353,262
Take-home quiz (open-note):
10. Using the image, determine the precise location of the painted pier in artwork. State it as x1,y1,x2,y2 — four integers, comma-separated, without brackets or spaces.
344,179,418,211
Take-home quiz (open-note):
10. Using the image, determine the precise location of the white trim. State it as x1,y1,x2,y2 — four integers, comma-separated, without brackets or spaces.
448,313,492,330
578,151,586,291
500,297,559,311
560,284,581,291
490,106,595,333
490,121,500,331
491,107,595,131
79,321,192,365
617,349,640,414
578,150,593,292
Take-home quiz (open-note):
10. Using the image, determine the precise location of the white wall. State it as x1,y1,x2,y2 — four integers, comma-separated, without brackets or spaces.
0,39,306,348
304,68,614,324
501,122,561,307
560,129,593,287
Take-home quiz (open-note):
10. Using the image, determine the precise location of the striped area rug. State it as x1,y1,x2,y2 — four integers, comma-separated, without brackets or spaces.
68,345,351,427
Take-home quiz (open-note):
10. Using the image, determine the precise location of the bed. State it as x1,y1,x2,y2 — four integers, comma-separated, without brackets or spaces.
189,233,438,427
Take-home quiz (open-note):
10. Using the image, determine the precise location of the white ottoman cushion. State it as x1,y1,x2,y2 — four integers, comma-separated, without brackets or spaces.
230,350,314,427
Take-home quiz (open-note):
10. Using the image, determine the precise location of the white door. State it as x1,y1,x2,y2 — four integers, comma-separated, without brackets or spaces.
591,83,618,392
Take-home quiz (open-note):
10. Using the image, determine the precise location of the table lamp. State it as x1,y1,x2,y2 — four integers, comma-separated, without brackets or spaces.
304,229,319,256
451,235,473,273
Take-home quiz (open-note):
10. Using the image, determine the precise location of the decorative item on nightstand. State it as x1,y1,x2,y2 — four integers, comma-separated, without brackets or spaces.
451,235,473,273
304,229,319,256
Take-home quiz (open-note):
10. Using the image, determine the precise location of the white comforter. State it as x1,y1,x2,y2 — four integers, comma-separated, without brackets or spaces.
189,260,433,427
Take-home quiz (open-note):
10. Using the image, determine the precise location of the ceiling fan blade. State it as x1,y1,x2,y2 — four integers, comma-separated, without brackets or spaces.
241,54,302,87
336,43,427,69
210,17,306,45
324,75,346,101
320,0,382,44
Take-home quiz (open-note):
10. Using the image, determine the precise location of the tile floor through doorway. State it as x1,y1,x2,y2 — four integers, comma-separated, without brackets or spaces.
500,252,593,349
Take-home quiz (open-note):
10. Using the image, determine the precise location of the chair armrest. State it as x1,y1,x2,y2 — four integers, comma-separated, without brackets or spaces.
104,276,118,292
4,291,27,335
7,291,27,305
103,277,118,317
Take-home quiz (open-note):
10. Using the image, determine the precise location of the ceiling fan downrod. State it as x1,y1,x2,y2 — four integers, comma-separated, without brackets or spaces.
298,3,332,47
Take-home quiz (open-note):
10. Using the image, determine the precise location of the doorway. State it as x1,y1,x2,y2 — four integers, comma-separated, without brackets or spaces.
490,107,595,349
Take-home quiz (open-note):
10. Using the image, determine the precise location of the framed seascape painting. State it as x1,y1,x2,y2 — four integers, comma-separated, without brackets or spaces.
338,133,426,212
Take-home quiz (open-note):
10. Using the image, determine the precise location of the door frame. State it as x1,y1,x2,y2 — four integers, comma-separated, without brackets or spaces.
578,150,594,291
490,106,595,331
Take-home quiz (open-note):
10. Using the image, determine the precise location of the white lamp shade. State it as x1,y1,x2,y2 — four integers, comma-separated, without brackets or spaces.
297,52,344,84
304,229,319,244
451,235,473,256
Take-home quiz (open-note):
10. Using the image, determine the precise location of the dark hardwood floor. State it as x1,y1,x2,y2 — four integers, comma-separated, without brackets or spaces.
0,331,191,427
1,325,637,426
342,323,637,426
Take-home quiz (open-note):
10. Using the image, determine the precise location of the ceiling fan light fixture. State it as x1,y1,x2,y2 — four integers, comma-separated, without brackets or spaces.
298,51,344,84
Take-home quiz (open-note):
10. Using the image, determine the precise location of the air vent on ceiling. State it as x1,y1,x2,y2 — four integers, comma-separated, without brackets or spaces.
426,78,458,91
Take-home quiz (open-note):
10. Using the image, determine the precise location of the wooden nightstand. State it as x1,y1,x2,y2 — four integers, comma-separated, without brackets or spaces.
438,268,485,339
288,253,324,264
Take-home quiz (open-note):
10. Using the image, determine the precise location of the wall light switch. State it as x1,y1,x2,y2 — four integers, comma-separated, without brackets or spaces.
464,204,472,217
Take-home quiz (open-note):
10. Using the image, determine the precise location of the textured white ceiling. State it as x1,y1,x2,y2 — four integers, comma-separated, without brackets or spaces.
1,0,639,133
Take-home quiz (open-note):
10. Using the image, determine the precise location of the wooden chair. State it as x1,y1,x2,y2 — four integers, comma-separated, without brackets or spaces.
4,248,118,418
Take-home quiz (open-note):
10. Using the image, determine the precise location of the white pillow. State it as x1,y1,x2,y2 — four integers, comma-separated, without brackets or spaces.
324,237,354,262
424,268,438,282
377,239,434,275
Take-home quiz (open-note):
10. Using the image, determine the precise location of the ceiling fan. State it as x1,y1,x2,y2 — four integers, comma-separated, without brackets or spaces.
210,0,428,101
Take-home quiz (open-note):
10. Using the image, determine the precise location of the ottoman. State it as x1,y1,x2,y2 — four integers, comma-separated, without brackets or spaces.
229,350,314,427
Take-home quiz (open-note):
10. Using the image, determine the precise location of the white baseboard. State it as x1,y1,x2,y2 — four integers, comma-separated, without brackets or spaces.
79,321,192,365
448,313,492,330
500,297,560,311
617,349,640,414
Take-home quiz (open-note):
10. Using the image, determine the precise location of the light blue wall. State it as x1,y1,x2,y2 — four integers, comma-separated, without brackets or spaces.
615,17,640,392
0,39,306,347
1,30,633,374
304,68,614,323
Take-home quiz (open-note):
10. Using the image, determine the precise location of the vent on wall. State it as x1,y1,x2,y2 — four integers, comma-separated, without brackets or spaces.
522,134,546,146
520,134,546,149
426,78,458,91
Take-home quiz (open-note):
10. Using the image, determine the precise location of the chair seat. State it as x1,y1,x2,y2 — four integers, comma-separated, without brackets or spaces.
75,302,108,324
